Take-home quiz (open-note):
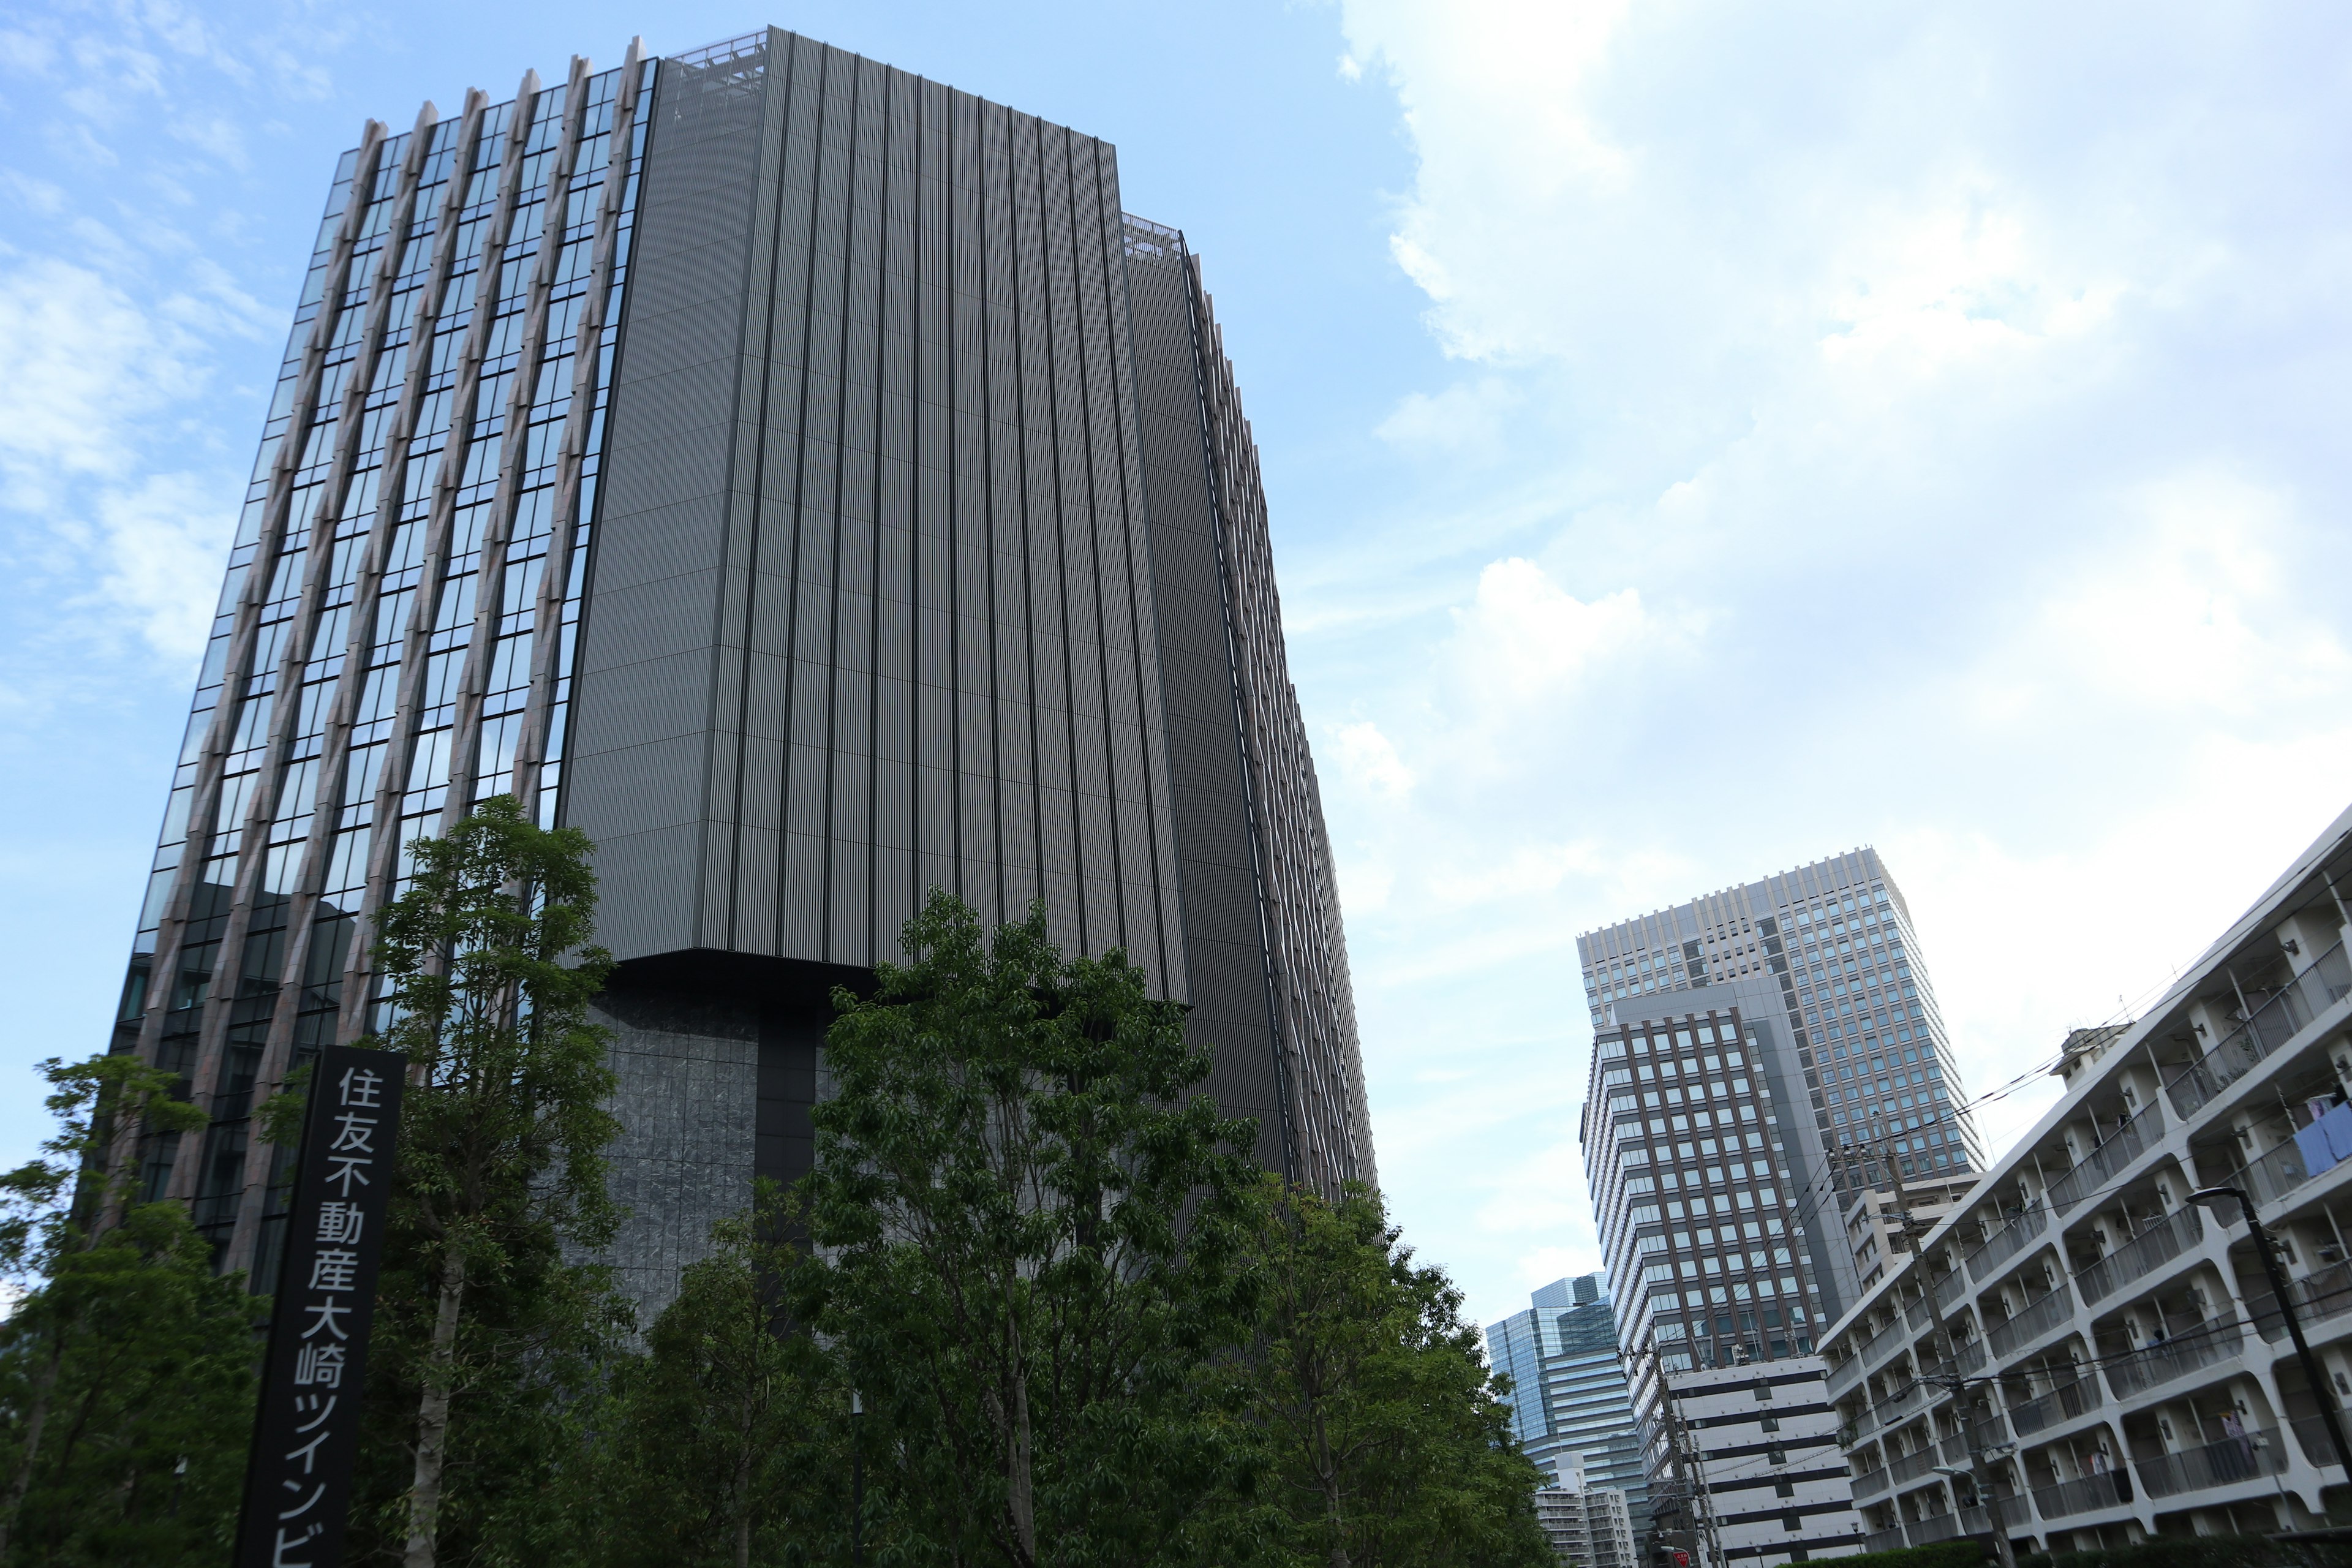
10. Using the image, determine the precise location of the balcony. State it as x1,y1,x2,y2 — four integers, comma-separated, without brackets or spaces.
1958,1498,2034,1534
1852,1462,1890,1500
2134,1431,2290,1498
1986,1288,2077,1358
1888,1445,1941,1486
2032,1471,2134,1518
2006,1377,2101,1438
2103,1319,2245,1400
1966,1207,2049,1282
2048,1102,2165,1213
2224,1135,2316,1213
2075,1207,2202,1306
2166,940,2352,1121
1856,1316,1907,1374
2292,1414,2352,1468
1828,1352,1864,1399
1923,1338,1989,1381
2248,1258,2352,1343
1862,1526,1909,1554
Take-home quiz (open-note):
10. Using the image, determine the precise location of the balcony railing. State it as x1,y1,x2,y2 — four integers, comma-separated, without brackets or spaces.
2293,1414,2352,1468
1987,1287,2078,1357
1889,1444,1940,1485
1935,1268,1969,1314
1862,1526,1909,1555
2248,1258,2352,1343
1856,1315,1907,1373
1853,1463,1891,1500
2104,1319,2245,1400
1923,1338,1988,1381
2048,1102,2166,1213
2032,1470,2134,1518
2075,1207,2203,1305
1967,1206,2049,1282
2166,940,2352,1121
2006,1377,2102,1438
1958,1498,2034,1534
2134,1431,2290,1498
2226,1135,2316,1213
1909,1511,1966,1544
1875,1379,1928,1423
1828,1352,1864,1398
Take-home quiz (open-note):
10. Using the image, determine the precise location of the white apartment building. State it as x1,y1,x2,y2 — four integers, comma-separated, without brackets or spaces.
1648,1362,1864,1567
1539,1460,1641,1568
1819,802,2352,1551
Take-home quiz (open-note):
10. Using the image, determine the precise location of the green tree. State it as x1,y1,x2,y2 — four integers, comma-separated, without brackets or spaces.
345,793,629,1568
1226,1177,1551,1568
797,888,1262,1568
568,1181,846,1568
0,1052,263,1566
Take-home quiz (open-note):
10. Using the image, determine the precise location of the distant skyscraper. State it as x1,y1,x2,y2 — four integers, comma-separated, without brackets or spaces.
108,27,1373,1315
1487,1274,1649,1536
1576,849,1975,1564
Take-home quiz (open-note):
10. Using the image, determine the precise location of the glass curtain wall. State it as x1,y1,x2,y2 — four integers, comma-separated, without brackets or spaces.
116,47,654,1292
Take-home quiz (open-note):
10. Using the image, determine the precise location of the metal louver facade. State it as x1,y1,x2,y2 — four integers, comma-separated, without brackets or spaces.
111,26,1373,1313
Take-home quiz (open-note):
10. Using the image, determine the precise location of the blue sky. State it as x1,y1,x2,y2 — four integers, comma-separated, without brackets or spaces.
4,0,2351,1331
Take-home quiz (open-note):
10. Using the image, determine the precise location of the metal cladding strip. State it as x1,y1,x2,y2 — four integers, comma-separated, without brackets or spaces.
328,88,492,1039
356,66,543,914
217,112,447,1267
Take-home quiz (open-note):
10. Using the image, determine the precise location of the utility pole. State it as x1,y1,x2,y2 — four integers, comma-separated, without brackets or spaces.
2189,1186,2352,1482
1840,1139,2018,1568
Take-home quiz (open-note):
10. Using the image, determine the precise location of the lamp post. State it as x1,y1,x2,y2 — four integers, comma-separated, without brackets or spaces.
2187,1185,2352,1481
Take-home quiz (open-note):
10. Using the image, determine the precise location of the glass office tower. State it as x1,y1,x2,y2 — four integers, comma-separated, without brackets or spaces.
111,28,1374,1314
1487,1274,1651,1536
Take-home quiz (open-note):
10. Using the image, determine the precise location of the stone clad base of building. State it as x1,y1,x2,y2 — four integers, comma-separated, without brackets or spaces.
583,951,851,1327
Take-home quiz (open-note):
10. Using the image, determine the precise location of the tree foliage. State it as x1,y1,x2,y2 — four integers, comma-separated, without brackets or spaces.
0,1053,262,1566
564,1182,846,1568
795,889,1263,1568
341,793,630,1567
1218,1177,1552,1568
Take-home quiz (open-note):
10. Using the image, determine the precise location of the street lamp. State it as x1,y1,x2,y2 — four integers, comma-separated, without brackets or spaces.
2185,1185,2352,1480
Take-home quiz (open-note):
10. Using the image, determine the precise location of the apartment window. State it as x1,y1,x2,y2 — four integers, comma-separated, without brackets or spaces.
1775,1479,1795,1499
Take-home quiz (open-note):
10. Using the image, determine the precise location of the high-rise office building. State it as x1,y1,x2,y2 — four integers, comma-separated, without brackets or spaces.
1576,850,1976,1563
1488,1275,1650,1535
110,28,1373,1313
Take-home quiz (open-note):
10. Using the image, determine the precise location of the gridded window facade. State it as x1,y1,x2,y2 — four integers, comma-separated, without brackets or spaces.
111,28,1376,1308
118,47,654,1287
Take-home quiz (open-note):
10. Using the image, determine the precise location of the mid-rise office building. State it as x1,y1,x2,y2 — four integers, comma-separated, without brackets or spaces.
1577,850,1977,1561
110,27,1374,1312
1646,1362,1862,1567
1820,801,2352,1552
1488,1275,1651,1533
1536,1461,1639,1568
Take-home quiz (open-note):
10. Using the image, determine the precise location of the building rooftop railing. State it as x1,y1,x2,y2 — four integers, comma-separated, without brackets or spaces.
2165,940,2351,1121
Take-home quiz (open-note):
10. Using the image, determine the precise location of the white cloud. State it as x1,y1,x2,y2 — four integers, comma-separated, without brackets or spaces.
1313,0,2352,1327
78,471,239,662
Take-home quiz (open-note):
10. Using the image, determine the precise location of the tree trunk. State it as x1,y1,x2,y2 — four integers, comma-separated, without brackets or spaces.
1003,1299,1036,1568
404,1240,469,1568
0,1330,66,1561
733,1396,754,1568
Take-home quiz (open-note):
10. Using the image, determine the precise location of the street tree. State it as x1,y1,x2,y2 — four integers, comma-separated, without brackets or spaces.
0,1052,263,1566
347,793,628,1568
797,889,1262,1568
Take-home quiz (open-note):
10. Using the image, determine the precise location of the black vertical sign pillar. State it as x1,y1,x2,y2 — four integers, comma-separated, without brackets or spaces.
235,1044,404,1567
